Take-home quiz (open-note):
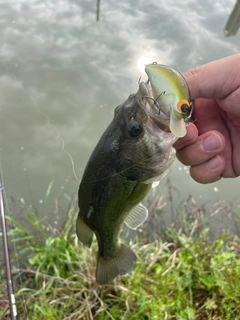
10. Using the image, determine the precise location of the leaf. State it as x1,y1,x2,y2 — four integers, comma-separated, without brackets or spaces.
44,180,54,202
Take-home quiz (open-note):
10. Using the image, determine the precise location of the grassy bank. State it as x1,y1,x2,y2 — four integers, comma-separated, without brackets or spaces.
0,192,240,320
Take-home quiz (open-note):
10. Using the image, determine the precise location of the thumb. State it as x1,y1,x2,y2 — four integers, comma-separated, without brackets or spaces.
183,54,240,100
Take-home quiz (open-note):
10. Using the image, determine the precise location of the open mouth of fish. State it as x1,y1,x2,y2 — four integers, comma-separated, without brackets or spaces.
137,82,173,135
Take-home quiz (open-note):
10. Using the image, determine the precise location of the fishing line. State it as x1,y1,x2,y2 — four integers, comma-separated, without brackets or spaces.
28,93,81,183
1,159,31,320
0,158,20,319
80,151,170,184
58,135,80,183
0,67,80,317
2,62,81,185
23,168,37,212
0,66,31,318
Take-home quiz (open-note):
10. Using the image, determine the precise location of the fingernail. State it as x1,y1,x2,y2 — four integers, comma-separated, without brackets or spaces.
202,133,223,152
206,156,222,169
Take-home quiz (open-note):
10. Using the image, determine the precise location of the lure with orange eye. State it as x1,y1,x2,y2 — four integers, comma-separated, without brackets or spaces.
176,99,192,117
145,63,193,137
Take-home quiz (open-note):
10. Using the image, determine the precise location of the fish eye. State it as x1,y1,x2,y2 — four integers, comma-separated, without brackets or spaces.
177,99,191,115
129,124,142,137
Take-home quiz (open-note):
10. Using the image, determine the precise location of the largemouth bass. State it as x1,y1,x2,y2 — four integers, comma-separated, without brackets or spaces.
77,64,192,285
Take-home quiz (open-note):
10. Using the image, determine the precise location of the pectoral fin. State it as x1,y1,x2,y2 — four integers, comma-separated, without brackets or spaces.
76,214,94,248
170,108,187,137
124,203,148,230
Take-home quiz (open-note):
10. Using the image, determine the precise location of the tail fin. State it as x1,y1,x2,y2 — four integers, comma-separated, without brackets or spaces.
96,244,136,285
76,214,94,248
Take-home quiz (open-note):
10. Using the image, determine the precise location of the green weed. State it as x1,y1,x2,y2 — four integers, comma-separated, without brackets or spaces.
1,191,240,320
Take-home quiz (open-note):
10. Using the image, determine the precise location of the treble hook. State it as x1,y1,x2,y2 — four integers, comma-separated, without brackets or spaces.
146,90,166,115
142,95,161,115
155,90,166,102
184,100,194,123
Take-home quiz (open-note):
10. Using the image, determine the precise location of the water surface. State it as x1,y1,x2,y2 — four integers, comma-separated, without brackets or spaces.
0,0,239,224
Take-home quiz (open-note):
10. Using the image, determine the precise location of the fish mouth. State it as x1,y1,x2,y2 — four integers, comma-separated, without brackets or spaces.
145,106,171,133
146,112,172,139
138,93,172,134
138,81,171,132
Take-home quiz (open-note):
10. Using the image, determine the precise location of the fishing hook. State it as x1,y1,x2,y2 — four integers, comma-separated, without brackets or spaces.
142,95,161,115
184,100,194,123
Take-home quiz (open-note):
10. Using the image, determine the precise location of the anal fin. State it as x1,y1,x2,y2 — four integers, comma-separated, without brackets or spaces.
76,214,94,248
124,202,148,230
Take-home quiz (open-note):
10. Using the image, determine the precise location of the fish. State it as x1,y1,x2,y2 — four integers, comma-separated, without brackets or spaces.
76,84,179,285
143,63,193,138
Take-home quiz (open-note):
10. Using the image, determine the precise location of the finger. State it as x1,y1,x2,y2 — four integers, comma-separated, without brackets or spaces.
190,155,225,184
176,131,225,166
184,54,240,100
217,87,240,117
174,123,198,150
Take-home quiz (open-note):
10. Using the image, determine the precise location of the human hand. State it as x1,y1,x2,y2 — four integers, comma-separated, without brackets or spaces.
174,54,240,183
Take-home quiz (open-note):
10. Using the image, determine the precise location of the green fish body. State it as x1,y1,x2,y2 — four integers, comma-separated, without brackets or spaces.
77,90,177,285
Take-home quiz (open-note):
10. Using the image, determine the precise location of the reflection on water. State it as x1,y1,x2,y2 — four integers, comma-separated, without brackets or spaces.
225,0,240,37
0,0,239,224
96,0,101,21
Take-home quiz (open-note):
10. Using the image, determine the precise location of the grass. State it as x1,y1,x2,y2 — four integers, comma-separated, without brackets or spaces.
1,186,240,320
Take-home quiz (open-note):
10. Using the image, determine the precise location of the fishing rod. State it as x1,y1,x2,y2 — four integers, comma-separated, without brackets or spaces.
0,168,18,320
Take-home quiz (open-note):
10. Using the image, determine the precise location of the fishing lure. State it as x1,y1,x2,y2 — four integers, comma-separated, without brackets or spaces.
143,63,193,137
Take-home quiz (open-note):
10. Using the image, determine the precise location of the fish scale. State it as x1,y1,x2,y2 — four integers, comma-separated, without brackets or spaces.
76,64,192,285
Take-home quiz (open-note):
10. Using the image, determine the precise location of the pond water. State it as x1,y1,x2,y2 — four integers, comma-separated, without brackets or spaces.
0,0,240,225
